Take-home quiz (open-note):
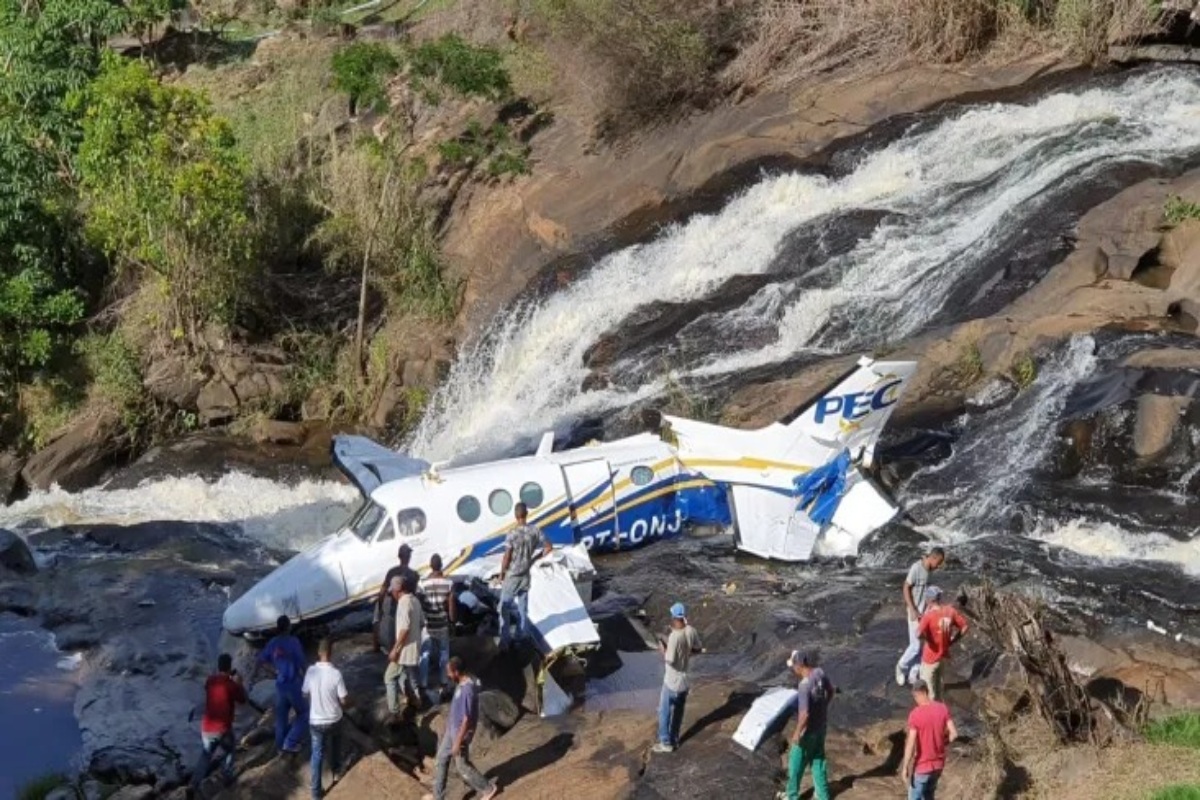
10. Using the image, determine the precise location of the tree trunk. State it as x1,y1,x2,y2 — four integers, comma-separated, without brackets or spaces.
354,235,373,376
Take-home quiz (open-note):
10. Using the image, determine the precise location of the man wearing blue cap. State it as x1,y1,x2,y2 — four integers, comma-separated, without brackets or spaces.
652,602,704,754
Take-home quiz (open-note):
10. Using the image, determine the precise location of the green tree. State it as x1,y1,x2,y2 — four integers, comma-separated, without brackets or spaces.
331,42,399,116
73,55,258,345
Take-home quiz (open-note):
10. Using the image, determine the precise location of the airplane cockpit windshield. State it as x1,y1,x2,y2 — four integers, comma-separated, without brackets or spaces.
346,501,387,542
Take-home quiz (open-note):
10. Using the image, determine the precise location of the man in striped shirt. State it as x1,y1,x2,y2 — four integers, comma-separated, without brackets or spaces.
419,553,457,694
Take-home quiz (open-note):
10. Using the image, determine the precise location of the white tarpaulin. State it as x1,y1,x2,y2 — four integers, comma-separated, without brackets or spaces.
527,545,600,655
732,687,798,752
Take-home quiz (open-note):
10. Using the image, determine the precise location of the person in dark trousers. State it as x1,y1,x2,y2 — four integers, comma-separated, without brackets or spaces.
422,656,498,800
897,547,946,686
783,650,834,800
252,615,308,754
303,638,350,800
902,679,958,800
191,653,247,790
497,502,551,649
419,553,457,693
374,544,419,651
386,574,425,715
652,602,704,753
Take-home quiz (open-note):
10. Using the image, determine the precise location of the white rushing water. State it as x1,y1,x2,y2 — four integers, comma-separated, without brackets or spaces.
0,472,359,551
1032,517,1200,576
412,69,1200,463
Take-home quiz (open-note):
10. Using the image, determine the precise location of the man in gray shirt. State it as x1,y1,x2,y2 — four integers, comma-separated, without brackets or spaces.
652,602,704,754
896,547,945,686
497,502,551,650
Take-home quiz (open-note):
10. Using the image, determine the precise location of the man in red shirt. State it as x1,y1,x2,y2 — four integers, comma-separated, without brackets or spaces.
191,653,248,790
902,679,957,800
915,586,968,702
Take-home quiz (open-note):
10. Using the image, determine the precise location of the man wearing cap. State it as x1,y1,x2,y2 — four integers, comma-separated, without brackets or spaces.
896,547,945,686
915,586,968,702
652,602,704,753
902,678,957,799
385,574,425,715
374,544,419,652
784,650,835,800
497,502,551,649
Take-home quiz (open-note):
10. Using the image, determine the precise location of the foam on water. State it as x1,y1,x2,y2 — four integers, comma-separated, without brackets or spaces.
1033,518,1200,576
412,69,1200,462
0,472,360,551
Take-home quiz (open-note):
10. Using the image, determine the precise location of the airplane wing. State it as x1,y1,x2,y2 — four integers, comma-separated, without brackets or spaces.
330,435,431,496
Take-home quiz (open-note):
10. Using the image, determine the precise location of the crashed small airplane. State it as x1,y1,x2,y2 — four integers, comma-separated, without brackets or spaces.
223,357,917,636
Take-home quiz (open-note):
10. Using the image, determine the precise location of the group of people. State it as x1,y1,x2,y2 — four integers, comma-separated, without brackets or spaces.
192,504,965,800
650,546,967,800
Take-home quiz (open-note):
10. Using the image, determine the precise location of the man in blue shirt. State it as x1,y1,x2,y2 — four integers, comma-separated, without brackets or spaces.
425,657,498,800
253,615,309,754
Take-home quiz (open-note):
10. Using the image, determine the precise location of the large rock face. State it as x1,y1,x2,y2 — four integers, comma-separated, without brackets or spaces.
20,409,124,492
0,529,36,575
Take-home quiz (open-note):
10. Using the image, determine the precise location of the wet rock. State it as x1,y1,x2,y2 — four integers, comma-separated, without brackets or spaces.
250,419,307,446
109,787,155,800
20,408,125,492
1131,393,1189,458
0,449,24,504
143,356,205,408
966,377,1019,413
43,787,76,800
0,528,36,575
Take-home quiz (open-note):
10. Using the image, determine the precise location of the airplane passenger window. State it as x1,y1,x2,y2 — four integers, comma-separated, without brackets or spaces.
348,501,387,541
489,489,513,516
397,508,427,536
457,496,481,523
630,466,655,486
519,482,544,509
375,519,396,543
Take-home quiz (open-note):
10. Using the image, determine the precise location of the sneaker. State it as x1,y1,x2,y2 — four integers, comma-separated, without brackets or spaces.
480,785,501,800
895,666,906,687
651,742,675,754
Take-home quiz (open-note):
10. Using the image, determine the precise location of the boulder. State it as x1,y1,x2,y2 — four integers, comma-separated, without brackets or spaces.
197,378,239,425
0,449,23,504
325,753,426,800
20,408,124,491
109,786,154,800
43,787,76,800
142,356,205,408
232,367,288,407
250,419,307,446
1131,394,1189,458
0,529,36,575
478,687,520,732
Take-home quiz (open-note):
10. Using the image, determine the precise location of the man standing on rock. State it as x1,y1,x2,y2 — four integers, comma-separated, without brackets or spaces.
374,544,419,651
386,574,425,716
902,679,957,800
897,547,945,686
303,638,350,800
497,502,551,650
191,653,247,790
419,553,457,696
652,602,704,754
424,656,498,800
784,650,834,800
254,615,309,755
916,586,968,702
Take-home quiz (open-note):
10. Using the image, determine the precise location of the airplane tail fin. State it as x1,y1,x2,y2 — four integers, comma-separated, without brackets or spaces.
781,357,918,467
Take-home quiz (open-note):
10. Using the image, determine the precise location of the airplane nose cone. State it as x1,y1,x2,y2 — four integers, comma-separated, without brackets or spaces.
222,536,349,635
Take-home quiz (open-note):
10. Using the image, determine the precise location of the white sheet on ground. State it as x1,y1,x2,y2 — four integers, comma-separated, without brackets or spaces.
732,687,799,752
541,671,572,717
527,545,600,655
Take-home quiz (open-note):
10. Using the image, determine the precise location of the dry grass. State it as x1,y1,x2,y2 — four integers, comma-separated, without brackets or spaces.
726,0,1165,93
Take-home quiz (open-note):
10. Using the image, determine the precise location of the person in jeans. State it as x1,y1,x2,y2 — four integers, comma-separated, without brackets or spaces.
422,656,498,800
253,615,308,754
902,679,957,800
652,602,704,754
374,544,419,651
302,638,350,799
896,547,945,686
916,586,968,702
191,653,246,789
386,574,425,716
498,502,551,649
419,553,457,694
784,650,835,800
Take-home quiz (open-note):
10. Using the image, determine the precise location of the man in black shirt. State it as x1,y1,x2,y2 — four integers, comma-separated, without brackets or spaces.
374,544,419,651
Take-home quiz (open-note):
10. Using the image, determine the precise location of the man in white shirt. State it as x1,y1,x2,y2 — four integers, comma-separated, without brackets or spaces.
302,638,350,800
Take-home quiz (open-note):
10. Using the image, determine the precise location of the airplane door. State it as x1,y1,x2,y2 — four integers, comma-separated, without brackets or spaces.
562,459,618,549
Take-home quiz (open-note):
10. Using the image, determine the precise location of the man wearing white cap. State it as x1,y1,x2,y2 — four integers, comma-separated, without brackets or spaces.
783,650,835,800
652,602,704,753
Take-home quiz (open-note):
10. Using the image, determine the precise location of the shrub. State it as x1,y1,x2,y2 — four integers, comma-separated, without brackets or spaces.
1146,713,1200,750
17,379,82,450
1011,353,1037,389
331,42,400,115
1152,787,1200,800
77,333,150,440
16,772,72,800
408,34,511,101
437,121,531,177
1165,195,1200,228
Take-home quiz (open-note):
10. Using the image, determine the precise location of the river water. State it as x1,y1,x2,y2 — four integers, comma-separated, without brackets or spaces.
3,66,1200,786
